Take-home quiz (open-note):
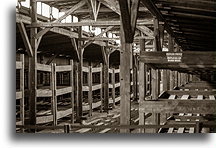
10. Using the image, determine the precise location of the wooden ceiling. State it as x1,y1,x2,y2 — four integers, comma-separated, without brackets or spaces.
150,0,216,51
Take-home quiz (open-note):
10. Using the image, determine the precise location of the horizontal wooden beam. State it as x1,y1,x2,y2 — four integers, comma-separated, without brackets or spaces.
139,100,215,114
30,20,153,28
164,90,216,96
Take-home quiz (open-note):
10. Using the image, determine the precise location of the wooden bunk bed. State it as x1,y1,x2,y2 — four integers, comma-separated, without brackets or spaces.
35,61,74,126
16,54,25,130
139,51,216,133
82,65,121,113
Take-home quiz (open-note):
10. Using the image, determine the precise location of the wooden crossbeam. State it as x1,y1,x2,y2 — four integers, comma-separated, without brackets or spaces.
81,26,114,51
98,0,154,37
17,22,33,57
30,20,153,27
34,0,86,39
140,100,215,114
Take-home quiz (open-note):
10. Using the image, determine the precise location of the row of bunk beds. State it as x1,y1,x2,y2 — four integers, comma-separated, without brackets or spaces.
16,54,125,132
139,51,216,133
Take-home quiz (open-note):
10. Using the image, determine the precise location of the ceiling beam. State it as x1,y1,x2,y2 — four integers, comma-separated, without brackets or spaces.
34,0,86,39
30,20,153,27
140,0,184,50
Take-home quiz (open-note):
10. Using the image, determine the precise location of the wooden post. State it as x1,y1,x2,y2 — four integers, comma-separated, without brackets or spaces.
134,54,138,101
77,25,83,122
112,68,115,108
151,17,160,133
88,64,92,116
70,60,74,124
139,38,146,133
20,54,25,132
100,63,103,112
29,0,37,132
120,25,131,133
51,63,57,126
74,62,79,122
102,46,109,113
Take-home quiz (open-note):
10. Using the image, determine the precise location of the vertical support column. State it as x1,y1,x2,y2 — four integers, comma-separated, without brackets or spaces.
139,38,146,133
51,63,57,126
100,63,103,112
102,46,109,113
134,54,138,101
151,17,160,133
77,25,83,122
70,60,74,124
88,64,92,116
112,68,115,108
29,0,37,131
74,62,79,122
20,54,25,131
162,70,168,92
120,25,131,133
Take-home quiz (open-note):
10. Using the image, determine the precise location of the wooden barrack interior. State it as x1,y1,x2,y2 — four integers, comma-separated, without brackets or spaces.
16,0,216,133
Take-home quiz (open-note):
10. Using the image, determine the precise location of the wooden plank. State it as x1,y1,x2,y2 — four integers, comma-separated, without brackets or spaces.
139,100,215,114
16,61,22,69
82,66,89,73
138,38,146,133
82,85,89,91
29,1,38,129
88,65,93,116
20,54,25,129
36,63,52,72
77,25,83,122
17,22,33,57
56,86,72,96
70,60,74,124
16,91,22,99
100,63,103,112
166,90,216,96
176,95,189,133
56,109,72,120
92,67,101,73
51,63,57,126
55,65,72,72
92,84,102,91
112,68,115,108
114,69,120,73
31,20,153,27
168,95,176,100
209,95,215,100
36,89,52,97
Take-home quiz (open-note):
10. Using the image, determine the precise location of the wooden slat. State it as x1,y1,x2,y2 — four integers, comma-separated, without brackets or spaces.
115,69,120,73
56,86,72,96
166,90,216,96
55,65,72,72
82,66,89,73
36,63,52,72
36,89,52,97
82,85,89,91
92,84,102,91
56,109,72,120
16,91,22,99
139,100,215,114
92,67,101,73
16,61,22,69
168,95,176,100
209,95,215,100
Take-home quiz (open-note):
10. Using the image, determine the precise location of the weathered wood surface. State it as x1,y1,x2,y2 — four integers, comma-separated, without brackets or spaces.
140,100,215,114
140,51,215,65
